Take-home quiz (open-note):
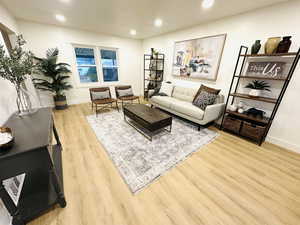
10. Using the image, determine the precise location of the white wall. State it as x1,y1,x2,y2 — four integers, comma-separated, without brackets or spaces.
142,0,300,153
0,4,18,125
18,20,143,106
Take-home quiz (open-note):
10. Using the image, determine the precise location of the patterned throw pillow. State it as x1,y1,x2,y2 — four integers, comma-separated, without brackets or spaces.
193,90,218,110
92,90,110,100
117,88,133,97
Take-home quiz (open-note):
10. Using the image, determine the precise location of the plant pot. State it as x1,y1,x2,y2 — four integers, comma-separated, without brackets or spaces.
276,36,292,53
249,89,261,97
54,95,68,110
251,40,261,54
265,37,281,54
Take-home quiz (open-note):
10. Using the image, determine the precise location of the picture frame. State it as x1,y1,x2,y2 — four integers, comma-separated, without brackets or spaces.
172,34,226,81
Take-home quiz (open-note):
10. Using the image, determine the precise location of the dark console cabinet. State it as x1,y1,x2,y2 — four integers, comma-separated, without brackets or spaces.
0,108,66,225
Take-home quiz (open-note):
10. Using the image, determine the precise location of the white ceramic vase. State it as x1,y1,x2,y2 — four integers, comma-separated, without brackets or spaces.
249,89,261,97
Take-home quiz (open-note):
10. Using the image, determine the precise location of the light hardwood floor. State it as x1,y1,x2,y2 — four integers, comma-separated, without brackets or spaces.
29,103,300,225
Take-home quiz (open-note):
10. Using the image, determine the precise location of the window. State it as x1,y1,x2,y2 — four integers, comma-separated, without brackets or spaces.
73,46,119,86
100,49,119,82
75,47,98,83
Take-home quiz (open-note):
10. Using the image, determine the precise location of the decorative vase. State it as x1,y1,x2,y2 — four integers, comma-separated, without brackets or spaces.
251,40,261,54
15,83,38,116
249,89,261,97
276,36,292,53
265,37,281,54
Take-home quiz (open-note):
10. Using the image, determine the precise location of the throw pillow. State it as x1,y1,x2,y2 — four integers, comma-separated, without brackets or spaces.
193,90,218,110
193,84,221,103
159,82,173,96
92,90,110,100
117,88,133,97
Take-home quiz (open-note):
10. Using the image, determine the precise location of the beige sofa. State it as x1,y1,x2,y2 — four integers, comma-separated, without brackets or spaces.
149,85,225,129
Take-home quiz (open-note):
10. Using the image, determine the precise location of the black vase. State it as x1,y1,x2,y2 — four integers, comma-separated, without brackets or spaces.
251,40,261,54
276,36,292,53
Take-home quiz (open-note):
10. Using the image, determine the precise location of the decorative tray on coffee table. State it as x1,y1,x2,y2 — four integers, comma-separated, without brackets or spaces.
0,127,14,153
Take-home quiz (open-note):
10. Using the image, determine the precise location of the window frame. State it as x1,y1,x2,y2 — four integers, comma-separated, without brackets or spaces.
72,44,120,88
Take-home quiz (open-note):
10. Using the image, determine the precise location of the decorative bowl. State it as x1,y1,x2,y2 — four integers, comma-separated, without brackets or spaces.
0,127,14,153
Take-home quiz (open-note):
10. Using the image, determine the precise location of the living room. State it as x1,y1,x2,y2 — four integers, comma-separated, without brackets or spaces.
0,0,300,225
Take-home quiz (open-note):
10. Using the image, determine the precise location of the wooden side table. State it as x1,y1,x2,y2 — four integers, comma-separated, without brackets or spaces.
0,108,66,225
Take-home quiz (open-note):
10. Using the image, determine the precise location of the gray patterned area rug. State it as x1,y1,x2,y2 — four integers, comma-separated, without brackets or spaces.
87,110,218,193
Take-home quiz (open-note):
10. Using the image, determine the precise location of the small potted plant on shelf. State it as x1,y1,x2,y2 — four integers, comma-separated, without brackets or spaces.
33,48,72,110
245,80,271,97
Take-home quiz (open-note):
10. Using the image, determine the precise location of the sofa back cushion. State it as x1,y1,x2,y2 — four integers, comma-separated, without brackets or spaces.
172,86,198,102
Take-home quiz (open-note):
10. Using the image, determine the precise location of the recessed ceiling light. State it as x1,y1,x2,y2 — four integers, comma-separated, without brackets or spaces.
130,29,137,36
154,18,163,27
202,0,215,9
55,14,66,22
59,0,71,3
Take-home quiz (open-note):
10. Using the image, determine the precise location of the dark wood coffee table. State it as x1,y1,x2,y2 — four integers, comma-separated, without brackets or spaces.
123,104,172,141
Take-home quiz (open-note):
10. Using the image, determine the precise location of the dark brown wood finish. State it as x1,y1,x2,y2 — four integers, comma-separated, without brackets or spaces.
230,93,277,104
123,105,172,141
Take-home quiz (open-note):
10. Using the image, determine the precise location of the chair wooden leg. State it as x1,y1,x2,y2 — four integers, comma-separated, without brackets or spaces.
92,102,93,111
138,98,140,104
95,104,98,117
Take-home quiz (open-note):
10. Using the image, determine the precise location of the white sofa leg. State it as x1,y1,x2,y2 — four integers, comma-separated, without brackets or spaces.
198,125,201,131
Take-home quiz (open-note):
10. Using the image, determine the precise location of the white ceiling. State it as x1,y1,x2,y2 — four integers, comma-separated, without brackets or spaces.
1,0,291,39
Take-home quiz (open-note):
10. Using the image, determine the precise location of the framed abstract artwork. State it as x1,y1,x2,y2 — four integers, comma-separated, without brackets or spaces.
172,34,226,80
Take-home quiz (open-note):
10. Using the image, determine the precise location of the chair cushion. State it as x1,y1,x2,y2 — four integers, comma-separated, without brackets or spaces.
193,90,218,110
117,88,133,97
93,98,116,104
91,90,110,100
119,96,139,101
172,86,198,102
150,96,174,109
171,100,204,120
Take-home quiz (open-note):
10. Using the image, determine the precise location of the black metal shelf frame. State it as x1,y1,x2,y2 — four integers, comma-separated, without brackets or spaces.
220,46,300,145
143,53,165,99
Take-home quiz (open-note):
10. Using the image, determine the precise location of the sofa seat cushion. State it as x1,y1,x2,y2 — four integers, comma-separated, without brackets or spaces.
171,100,204,120
150,96,174,109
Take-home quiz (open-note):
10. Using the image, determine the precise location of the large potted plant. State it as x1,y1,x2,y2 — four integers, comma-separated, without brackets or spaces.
0,35,36,115
34,48,72,110
245,80,271,97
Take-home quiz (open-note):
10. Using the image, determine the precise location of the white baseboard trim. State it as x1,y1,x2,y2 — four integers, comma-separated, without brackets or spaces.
266,136,300,154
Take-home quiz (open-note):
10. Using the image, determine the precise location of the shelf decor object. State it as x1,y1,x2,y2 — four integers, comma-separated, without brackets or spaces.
221,45,300,145
251,40,261,54
0,127,14,153
0,108,66,225
144,49,165,100
276,36,292,53
265,37,281,54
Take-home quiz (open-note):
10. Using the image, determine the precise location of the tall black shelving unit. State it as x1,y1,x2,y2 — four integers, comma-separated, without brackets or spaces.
221,46,300,145
143,53,165,100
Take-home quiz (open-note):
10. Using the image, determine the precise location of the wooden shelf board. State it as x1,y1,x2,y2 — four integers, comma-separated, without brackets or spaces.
234,75,286,81
230,93,277,104
226,110,269,124
240,52,297,57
